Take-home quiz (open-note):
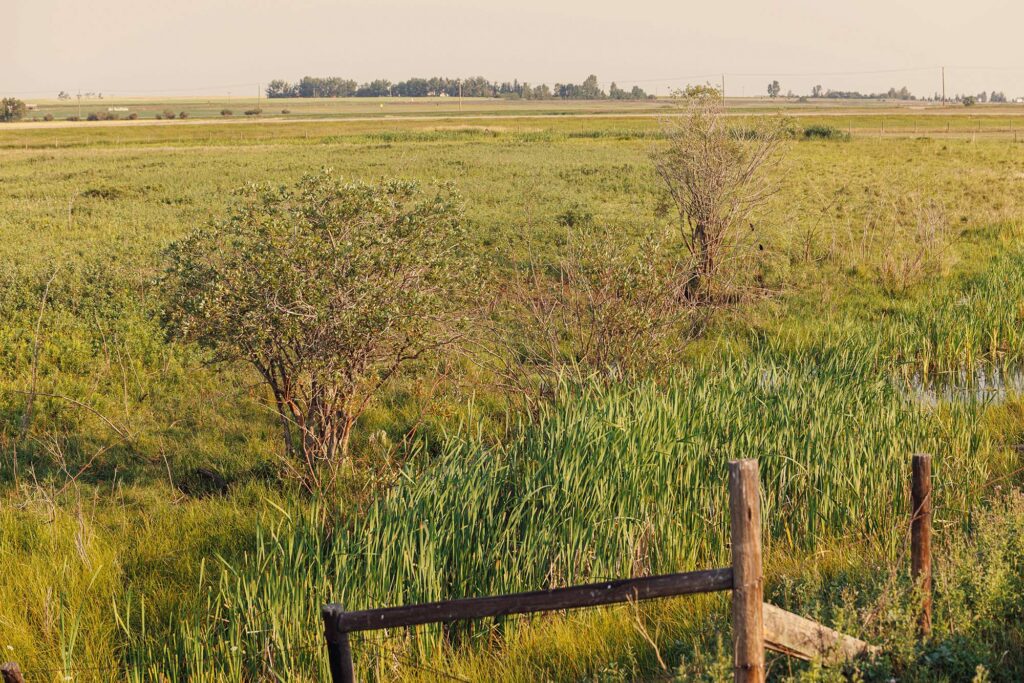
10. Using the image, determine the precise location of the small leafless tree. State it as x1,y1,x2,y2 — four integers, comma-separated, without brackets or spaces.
652,89,788,301
487,230,692,407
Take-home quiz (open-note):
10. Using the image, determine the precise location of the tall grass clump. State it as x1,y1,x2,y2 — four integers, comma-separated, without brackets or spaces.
127,349,1001,679
766,249,1024,380
883,250,1024,375
802,124,850,141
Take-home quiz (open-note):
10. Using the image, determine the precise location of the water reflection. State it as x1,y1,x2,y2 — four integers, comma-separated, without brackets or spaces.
907,365,1024,405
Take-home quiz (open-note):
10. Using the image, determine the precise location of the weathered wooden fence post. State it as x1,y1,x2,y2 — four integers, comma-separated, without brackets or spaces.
911,453,933,637
730,459,764,683
1,662,25,683
322,605,355,683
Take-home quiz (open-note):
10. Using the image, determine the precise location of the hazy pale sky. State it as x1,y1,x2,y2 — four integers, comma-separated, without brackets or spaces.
7,0,1024,98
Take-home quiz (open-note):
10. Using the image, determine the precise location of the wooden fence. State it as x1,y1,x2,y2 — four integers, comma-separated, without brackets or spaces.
320,455,934,682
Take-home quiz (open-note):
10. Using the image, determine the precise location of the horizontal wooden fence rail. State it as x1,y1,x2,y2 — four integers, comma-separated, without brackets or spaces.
324,567,734,633
325,455,920,682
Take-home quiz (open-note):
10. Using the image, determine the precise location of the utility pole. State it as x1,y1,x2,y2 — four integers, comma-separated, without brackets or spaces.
941,67,946,105
77,90,82,119
459,80,463,111
721,74,726,102
257,83,261,111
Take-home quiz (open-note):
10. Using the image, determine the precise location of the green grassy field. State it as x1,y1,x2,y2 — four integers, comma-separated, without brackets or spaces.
2,108,1024,681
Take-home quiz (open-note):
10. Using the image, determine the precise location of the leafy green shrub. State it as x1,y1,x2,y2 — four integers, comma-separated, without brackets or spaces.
161,171,481,489
220,109,233,116
81,187,126,200
755,493,1024,682
555,203,595,228
802,124,850,141
162,109,176,120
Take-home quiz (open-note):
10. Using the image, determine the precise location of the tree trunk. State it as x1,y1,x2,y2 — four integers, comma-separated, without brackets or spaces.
339,414,356,460
686,220,712,300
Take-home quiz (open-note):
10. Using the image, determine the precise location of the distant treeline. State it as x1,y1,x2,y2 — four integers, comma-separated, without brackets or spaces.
809,85,917,100
265,75,651,100
807,85,1011,103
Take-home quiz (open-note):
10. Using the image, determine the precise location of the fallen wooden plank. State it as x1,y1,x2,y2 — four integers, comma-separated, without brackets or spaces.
763,603,879,665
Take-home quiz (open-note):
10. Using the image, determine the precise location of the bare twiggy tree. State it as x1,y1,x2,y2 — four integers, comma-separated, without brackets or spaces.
484,229,692,407
652,88,788,301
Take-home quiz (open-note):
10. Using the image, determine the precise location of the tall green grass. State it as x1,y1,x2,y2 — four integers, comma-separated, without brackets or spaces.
123,347,1003,680
764,249,1024,378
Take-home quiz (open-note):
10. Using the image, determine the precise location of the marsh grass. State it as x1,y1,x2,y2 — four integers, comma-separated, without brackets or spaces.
2,115,1024,679
120,346,1008,680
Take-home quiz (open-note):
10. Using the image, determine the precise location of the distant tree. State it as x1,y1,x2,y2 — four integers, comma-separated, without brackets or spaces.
534,84,552,99
962,96,976,107
609,82,625,99
767,80,782,98
811,84,823,98
630,85,650,99
266,80,297,98
460,76,495,97
356,79,392,97
653,89,787,300
57,91,71,100
162,172,480,490
975,91,988,103
0,98,27,122
580,74,605,99
991,91,1007,103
